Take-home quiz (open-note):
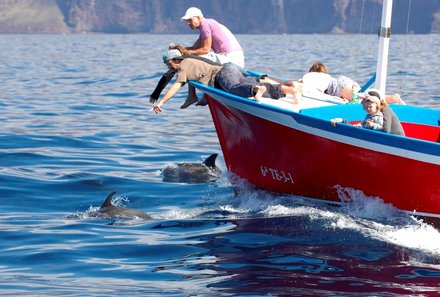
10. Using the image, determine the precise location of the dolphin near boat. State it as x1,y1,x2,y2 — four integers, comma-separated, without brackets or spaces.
161,153,221,184
97,191,151,220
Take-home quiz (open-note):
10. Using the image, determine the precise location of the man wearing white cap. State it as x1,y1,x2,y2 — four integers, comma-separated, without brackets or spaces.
149,7,244,108
175,7,244,68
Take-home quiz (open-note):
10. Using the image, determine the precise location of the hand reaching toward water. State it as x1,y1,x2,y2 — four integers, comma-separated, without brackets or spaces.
149,105,163,114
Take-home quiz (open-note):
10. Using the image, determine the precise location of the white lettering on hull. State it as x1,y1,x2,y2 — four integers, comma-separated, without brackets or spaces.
261,166,294,184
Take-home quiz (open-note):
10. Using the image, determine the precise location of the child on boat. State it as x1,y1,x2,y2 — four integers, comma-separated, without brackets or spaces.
363,89,405,135
331,94,384,131
358,94,384,130
330,89,405,135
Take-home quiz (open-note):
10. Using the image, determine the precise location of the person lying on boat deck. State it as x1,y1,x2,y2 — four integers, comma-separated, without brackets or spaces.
303,62,406,104
266,61,335,103
301,61,333,95
265,61,340,102
150,49,299,114
255,64,330,102
258,61,335,102
330,89,405,136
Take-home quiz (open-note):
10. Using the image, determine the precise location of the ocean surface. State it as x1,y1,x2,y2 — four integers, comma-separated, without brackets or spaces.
1,34,439,296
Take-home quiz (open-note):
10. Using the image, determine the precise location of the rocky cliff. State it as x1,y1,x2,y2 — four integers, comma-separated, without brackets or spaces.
1,0,439,34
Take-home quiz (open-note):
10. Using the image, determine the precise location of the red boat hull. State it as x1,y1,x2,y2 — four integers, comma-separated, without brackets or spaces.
198,86,440,219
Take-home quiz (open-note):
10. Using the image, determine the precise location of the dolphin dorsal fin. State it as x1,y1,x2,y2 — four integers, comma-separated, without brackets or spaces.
101,191,116,208
203,153,218,168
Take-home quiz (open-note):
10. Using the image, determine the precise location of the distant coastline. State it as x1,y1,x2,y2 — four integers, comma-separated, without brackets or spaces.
1,0,439,34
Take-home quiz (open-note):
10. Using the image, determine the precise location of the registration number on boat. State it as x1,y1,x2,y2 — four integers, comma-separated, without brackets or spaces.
260,166,294,184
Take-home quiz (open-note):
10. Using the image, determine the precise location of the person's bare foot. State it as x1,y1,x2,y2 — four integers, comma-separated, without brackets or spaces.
292,85,302,104
253,85,266,102
281,85,298,96
290,95,300,104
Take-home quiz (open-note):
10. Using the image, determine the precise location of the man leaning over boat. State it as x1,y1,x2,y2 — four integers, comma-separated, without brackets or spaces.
150,49,300,114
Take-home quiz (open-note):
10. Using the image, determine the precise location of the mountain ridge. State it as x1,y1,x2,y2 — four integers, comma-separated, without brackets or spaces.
1,0,439,34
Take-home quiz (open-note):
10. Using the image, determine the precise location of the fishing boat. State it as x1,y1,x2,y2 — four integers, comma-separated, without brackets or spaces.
190,0,440,219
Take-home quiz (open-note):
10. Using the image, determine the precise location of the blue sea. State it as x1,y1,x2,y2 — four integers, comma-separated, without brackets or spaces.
1,34,439,296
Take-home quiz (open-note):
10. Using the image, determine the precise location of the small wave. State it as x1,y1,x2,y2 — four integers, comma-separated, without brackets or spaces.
100,92,139,97
73,78,117,85
154,207,209,220
68,206,100,220
367,221,440,256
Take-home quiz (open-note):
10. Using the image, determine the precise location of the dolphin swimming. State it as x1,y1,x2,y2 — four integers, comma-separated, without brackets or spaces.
161,153,221,184
96,191,151,220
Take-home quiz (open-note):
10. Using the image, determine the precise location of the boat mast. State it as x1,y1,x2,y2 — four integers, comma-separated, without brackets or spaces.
375,0,393,96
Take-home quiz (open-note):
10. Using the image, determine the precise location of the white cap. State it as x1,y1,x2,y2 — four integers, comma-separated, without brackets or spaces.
181,7,203,20
359,88,382,105
162,49,183,63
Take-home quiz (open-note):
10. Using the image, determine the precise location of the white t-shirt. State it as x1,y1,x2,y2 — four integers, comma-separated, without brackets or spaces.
302,72,332,93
